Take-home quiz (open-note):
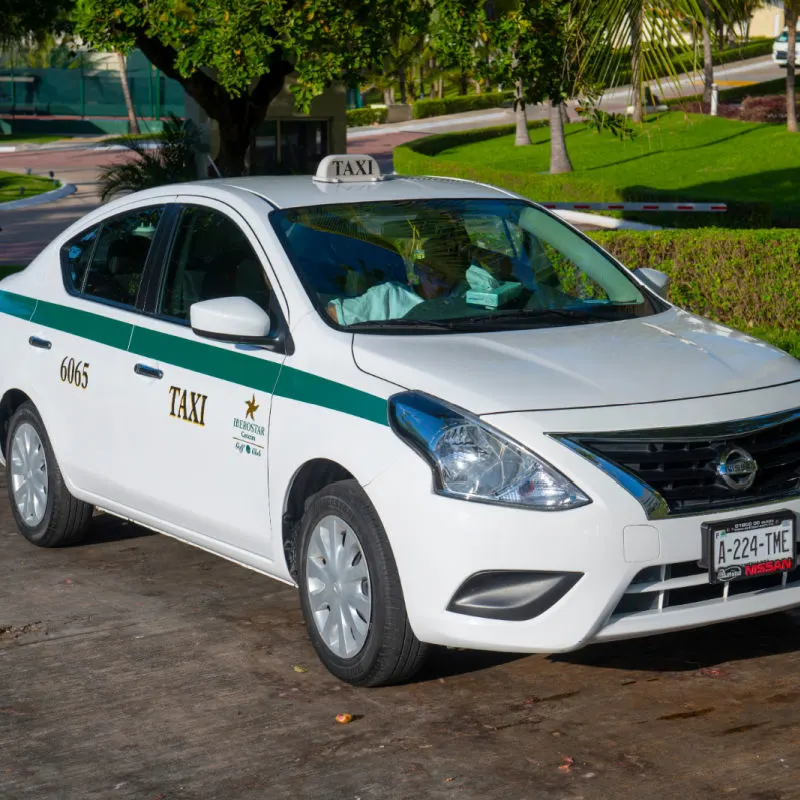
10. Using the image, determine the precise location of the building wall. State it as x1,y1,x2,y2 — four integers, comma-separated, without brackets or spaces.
185,76,346,176
750,5,783,38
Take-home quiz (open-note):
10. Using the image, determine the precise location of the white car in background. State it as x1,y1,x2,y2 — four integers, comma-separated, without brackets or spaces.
773,27,800,66
1,154,799,687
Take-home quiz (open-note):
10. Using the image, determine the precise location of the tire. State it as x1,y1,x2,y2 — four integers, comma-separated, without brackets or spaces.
297,479,428,687
6,403,93,547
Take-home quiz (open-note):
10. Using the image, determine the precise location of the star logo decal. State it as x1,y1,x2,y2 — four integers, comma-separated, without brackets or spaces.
245,394,259,420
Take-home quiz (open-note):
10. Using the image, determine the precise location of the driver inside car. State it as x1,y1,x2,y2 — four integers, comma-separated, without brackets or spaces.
326,219,513,326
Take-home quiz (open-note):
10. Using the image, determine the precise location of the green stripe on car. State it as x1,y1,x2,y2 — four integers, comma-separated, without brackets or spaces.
2,290,389,426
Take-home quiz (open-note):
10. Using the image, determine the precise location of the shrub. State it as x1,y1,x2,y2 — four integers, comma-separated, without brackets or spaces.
589,229,800,343
98,114,201,201
739,95,796,123
346,107,388,127
412,92,508,120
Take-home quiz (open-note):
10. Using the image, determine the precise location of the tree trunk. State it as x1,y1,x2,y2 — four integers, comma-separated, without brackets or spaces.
117,52,140,135
631,5,644,123
514,78,531,146
438,78,444,99
788,2,798,133
133,35,292,177
398,70,407,104
549,100,573,174
459,68,468,95
701,0,714,111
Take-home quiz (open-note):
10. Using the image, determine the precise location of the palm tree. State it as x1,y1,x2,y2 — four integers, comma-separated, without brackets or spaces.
785,1,799,132
584,0,720,123
116,52,140,135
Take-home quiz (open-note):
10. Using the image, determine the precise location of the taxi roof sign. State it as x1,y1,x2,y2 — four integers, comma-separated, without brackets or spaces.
314,154,382,184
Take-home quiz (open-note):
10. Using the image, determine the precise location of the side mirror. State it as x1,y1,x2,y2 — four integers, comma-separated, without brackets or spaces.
190,297,272,343
634,267,670,299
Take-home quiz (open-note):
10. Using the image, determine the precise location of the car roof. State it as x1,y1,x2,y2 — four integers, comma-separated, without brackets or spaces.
159,173,515,210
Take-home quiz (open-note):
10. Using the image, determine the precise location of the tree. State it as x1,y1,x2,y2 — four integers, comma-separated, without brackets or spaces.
482,0,569,148
75,0,419,176
0,0,73,43
116,51,140,135
430,0,485,101
786,0,798,133
586,0,720,124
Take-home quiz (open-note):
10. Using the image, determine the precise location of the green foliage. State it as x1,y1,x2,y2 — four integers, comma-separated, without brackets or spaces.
589,230,800,350
412,92,508,119
670,37,774,73
394,114,797,226
76,0,418,113
0,0,73,44
606,38,774,88
578,101,637,140
346,107,388,126
98,114,200,201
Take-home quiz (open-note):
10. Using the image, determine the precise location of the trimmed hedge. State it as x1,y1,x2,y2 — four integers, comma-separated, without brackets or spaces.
612,38,774,87
394,127,771,229
413,92,509,120
346,107,388,127
589,229,800,356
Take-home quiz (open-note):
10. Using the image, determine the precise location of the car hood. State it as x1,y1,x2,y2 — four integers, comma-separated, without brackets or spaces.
352,309,800,414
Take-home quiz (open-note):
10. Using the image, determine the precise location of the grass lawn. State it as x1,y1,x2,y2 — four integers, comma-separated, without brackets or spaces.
0,171,59,203
0,134,67,145
417,112,800,222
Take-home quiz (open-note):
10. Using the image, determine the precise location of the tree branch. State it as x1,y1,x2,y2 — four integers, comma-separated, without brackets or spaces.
133,31,231,121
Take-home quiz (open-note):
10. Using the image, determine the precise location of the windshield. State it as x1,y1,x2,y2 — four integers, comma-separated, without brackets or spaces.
777,31,788,42
271,198,664,333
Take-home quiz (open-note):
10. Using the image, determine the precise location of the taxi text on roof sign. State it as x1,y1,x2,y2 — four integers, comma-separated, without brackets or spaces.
314,154,382,183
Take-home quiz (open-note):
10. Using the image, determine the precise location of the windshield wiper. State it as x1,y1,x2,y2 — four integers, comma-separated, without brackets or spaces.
448,308,616,326
345,318,460,332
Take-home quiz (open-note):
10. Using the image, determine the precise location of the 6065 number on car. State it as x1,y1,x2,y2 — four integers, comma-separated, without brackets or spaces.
60,357,89,389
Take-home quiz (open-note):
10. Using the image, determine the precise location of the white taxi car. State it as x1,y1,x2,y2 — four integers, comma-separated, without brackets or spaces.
773,26,800,67
2,154,800,687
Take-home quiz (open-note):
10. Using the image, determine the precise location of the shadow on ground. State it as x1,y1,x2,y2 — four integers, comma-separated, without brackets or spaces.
554,610,800,672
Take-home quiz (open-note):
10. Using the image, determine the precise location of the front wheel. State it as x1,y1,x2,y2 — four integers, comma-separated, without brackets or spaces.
297,479,428,687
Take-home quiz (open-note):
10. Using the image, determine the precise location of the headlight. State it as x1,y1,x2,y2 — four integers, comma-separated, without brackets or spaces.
388,392,590,511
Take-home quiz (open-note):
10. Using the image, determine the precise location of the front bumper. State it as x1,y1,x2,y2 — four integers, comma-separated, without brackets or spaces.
365,390,800,653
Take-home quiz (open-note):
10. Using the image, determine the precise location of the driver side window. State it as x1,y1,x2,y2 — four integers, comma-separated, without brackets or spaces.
158,206,271,322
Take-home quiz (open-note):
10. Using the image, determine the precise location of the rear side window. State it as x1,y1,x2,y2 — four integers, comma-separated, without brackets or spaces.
60,206,165,308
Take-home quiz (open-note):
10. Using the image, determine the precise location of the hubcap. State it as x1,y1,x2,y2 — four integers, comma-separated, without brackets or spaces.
9,422,48,528
305,515,372,659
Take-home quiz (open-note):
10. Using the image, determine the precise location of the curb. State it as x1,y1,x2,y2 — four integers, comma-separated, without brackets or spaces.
0,182,76,211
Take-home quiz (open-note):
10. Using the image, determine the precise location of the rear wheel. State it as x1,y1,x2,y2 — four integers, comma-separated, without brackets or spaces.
6,403,93,547
298,479,428,686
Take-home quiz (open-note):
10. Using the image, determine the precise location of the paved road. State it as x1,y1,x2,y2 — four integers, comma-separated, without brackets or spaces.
3,470,800,798
0,148,126,265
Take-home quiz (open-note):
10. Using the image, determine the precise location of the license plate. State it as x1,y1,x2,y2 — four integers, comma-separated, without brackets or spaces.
701,511,796,584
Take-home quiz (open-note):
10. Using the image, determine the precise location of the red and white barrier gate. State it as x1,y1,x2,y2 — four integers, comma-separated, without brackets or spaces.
540,202,727,212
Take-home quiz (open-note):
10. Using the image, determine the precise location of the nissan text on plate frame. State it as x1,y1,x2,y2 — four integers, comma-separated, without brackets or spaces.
1,154,799,686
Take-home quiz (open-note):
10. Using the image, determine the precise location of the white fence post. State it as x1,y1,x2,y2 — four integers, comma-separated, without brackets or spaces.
711,83,719,117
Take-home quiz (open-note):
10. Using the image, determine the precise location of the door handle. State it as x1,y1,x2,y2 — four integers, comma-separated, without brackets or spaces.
134,363,163,380
29,336,51,350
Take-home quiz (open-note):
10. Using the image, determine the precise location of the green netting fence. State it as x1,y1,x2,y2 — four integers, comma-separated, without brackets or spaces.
0,51,185,119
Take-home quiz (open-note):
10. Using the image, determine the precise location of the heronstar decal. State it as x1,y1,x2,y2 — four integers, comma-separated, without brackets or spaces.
233,395,265,457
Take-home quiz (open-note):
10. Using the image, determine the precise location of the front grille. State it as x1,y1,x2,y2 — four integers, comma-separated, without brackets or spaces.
612,550,800,618
560,408,800,516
